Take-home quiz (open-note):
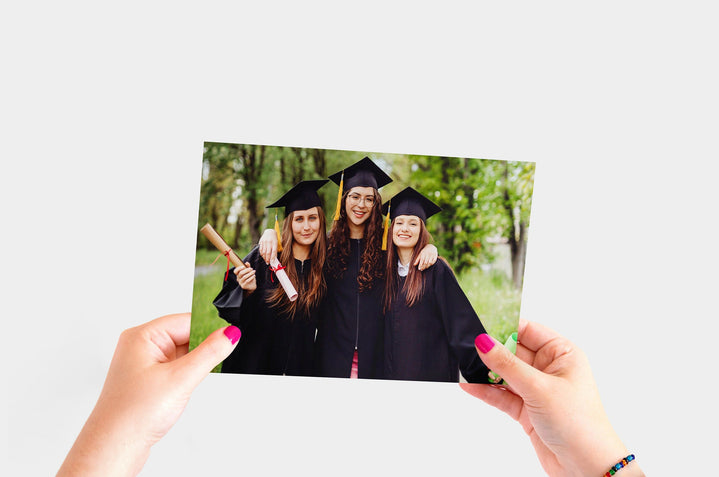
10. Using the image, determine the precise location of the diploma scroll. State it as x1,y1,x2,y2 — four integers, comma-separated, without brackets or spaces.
199,223,246,269
270,256,298,302
199,223,298,302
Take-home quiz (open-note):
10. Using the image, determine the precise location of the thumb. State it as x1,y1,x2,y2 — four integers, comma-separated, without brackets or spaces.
175,325,241,389
474,333,542,398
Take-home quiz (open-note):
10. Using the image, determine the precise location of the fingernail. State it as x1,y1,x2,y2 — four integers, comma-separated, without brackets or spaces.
475,334,495,353
223,326,242,344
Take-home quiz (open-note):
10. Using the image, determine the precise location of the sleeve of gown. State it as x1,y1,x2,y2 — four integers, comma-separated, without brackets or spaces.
212,246,265,328
434,260,491,383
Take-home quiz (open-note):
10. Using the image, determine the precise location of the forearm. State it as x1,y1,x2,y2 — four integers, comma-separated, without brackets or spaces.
57,405,151,477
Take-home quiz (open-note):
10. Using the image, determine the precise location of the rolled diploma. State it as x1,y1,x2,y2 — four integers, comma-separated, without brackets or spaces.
270,256,298,302
199,223,245,268
199,223,298,302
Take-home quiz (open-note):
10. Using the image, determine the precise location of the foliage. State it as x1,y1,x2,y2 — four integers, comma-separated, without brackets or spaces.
409,157,535,286
197,143,535,287
457,267,521,344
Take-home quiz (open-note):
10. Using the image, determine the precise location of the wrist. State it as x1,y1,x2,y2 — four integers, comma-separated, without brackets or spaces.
58,404,152,477
572,437,643,477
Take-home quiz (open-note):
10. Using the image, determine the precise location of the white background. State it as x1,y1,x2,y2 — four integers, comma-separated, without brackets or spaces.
3,2,717,475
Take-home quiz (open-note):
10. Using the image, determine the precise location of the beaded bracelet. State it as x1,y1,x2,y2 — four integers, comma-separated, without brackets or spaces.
603,454,635,476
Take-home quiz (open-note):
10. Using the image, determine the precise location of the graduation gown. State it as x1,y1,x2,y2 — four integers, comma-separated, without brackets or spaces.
212,246,318,376
314,238,385,378
384,259,490,383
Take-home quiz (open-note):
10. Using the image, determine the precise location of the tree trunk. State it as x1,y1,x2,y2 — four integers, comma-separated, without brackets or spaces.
512,220,527,289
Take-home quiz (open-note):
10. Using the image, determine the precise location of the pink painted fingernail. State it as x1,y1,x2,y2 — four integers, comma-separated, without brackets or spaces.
475,334,495,353
223,326,241,344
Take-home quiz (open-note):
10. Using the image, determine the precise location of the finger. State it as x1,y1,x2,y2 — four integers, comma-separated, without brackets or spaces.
531,337,577,375
516,319,563,354
459,383,525,422
119,313,192,364
175,325,241,390
515,342,536,366
176,342,189,358
474,334,544,399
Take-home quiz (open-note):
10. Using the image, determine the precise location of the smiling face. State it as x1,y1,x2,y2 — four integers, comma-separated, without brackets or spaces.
291,206,321,247
344,186,377,228
392,214,421,251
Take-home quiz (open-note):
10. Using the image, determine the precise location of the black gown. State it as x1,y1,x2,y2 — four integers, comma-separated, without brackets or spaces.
314,238,385,379
213,246,318,376
384,259,490,383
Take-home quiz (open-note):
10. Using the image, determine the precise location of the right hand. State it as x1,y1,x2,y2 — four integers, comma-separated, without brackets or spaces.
460,320,644,477
258,228,278,264
234,262,256,292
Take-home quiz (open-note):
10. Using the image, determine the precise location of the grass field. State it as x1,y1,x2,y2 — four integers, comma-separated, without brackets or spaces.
190,249,521,373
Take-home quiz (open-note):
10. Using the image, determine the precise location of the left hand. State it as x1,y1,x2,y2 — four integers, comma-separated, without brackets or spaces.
235,262,257,293
414,243,438,270
57,313,241,477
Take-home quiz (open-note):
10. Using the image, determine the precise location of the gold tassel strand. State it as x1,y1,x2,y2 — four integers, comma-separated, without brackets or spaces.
274,213,283,252
333,171,344,221
381,202,391,251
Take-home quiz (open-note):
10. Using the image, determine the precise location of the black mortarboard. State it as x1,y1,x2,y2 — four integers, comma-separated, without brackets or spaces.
328,156,393,190
266,179,328,251
328,156,393,221
381,187,442,222
266,179,329,215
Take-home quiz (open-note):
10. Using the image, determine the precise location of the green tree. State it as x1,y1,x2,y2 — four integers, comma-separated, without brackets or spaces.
409,156,534,288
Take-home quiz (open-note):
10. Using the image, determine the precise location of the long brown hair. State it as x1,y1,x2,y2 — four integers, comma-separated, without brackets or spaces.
383,218,433,312
326,188,385,291
266,207,327,319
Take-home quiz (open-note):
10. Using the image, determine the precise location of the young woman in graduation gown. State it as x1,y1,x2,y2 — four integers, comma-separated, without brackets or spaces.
258,157,438,379
382,187,491,383
213,180,328,376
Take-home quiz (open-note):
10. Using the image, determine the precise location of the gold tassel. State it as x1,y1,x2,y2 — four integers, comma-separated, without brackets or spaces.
381,202,390,251
274,213,283,252
333,171,344,221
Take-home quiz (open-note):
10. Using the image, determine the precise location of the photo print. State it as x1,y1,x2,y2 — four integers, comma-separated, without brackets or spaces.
190,142,534,384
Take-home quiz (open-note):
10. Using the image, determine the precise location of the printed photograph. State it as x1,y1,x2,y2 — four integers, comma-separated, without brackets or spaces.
190,142,535,383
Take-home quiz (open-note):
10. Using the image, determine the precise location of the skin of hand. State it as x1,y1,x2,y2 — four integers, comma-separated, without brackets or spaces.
460,320,644,477
414,243,438,270
234,262,257,293
258,228,278,265
57,313,241,477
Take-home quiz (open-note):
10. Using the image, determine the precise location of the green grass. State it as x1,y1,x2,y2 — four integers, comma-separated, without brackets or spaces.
190,249,234,373
189,248,521,373
457,267,521,345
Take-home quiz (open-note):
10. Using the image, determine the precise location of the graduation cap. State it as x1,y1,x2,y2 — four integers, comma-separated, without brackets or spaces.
328,156,393,220
380,187,442,249
266,179,329,250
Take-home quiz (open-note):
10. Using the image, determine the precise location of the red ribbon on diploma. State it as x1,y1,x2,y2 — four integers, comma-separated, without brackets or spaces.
211,249,233,281
222,250,231,281
269,262,286,283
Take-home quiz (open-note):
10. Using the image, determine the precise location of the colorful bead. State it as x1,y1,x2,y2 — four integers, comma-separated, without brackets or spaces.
604,454,635,476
